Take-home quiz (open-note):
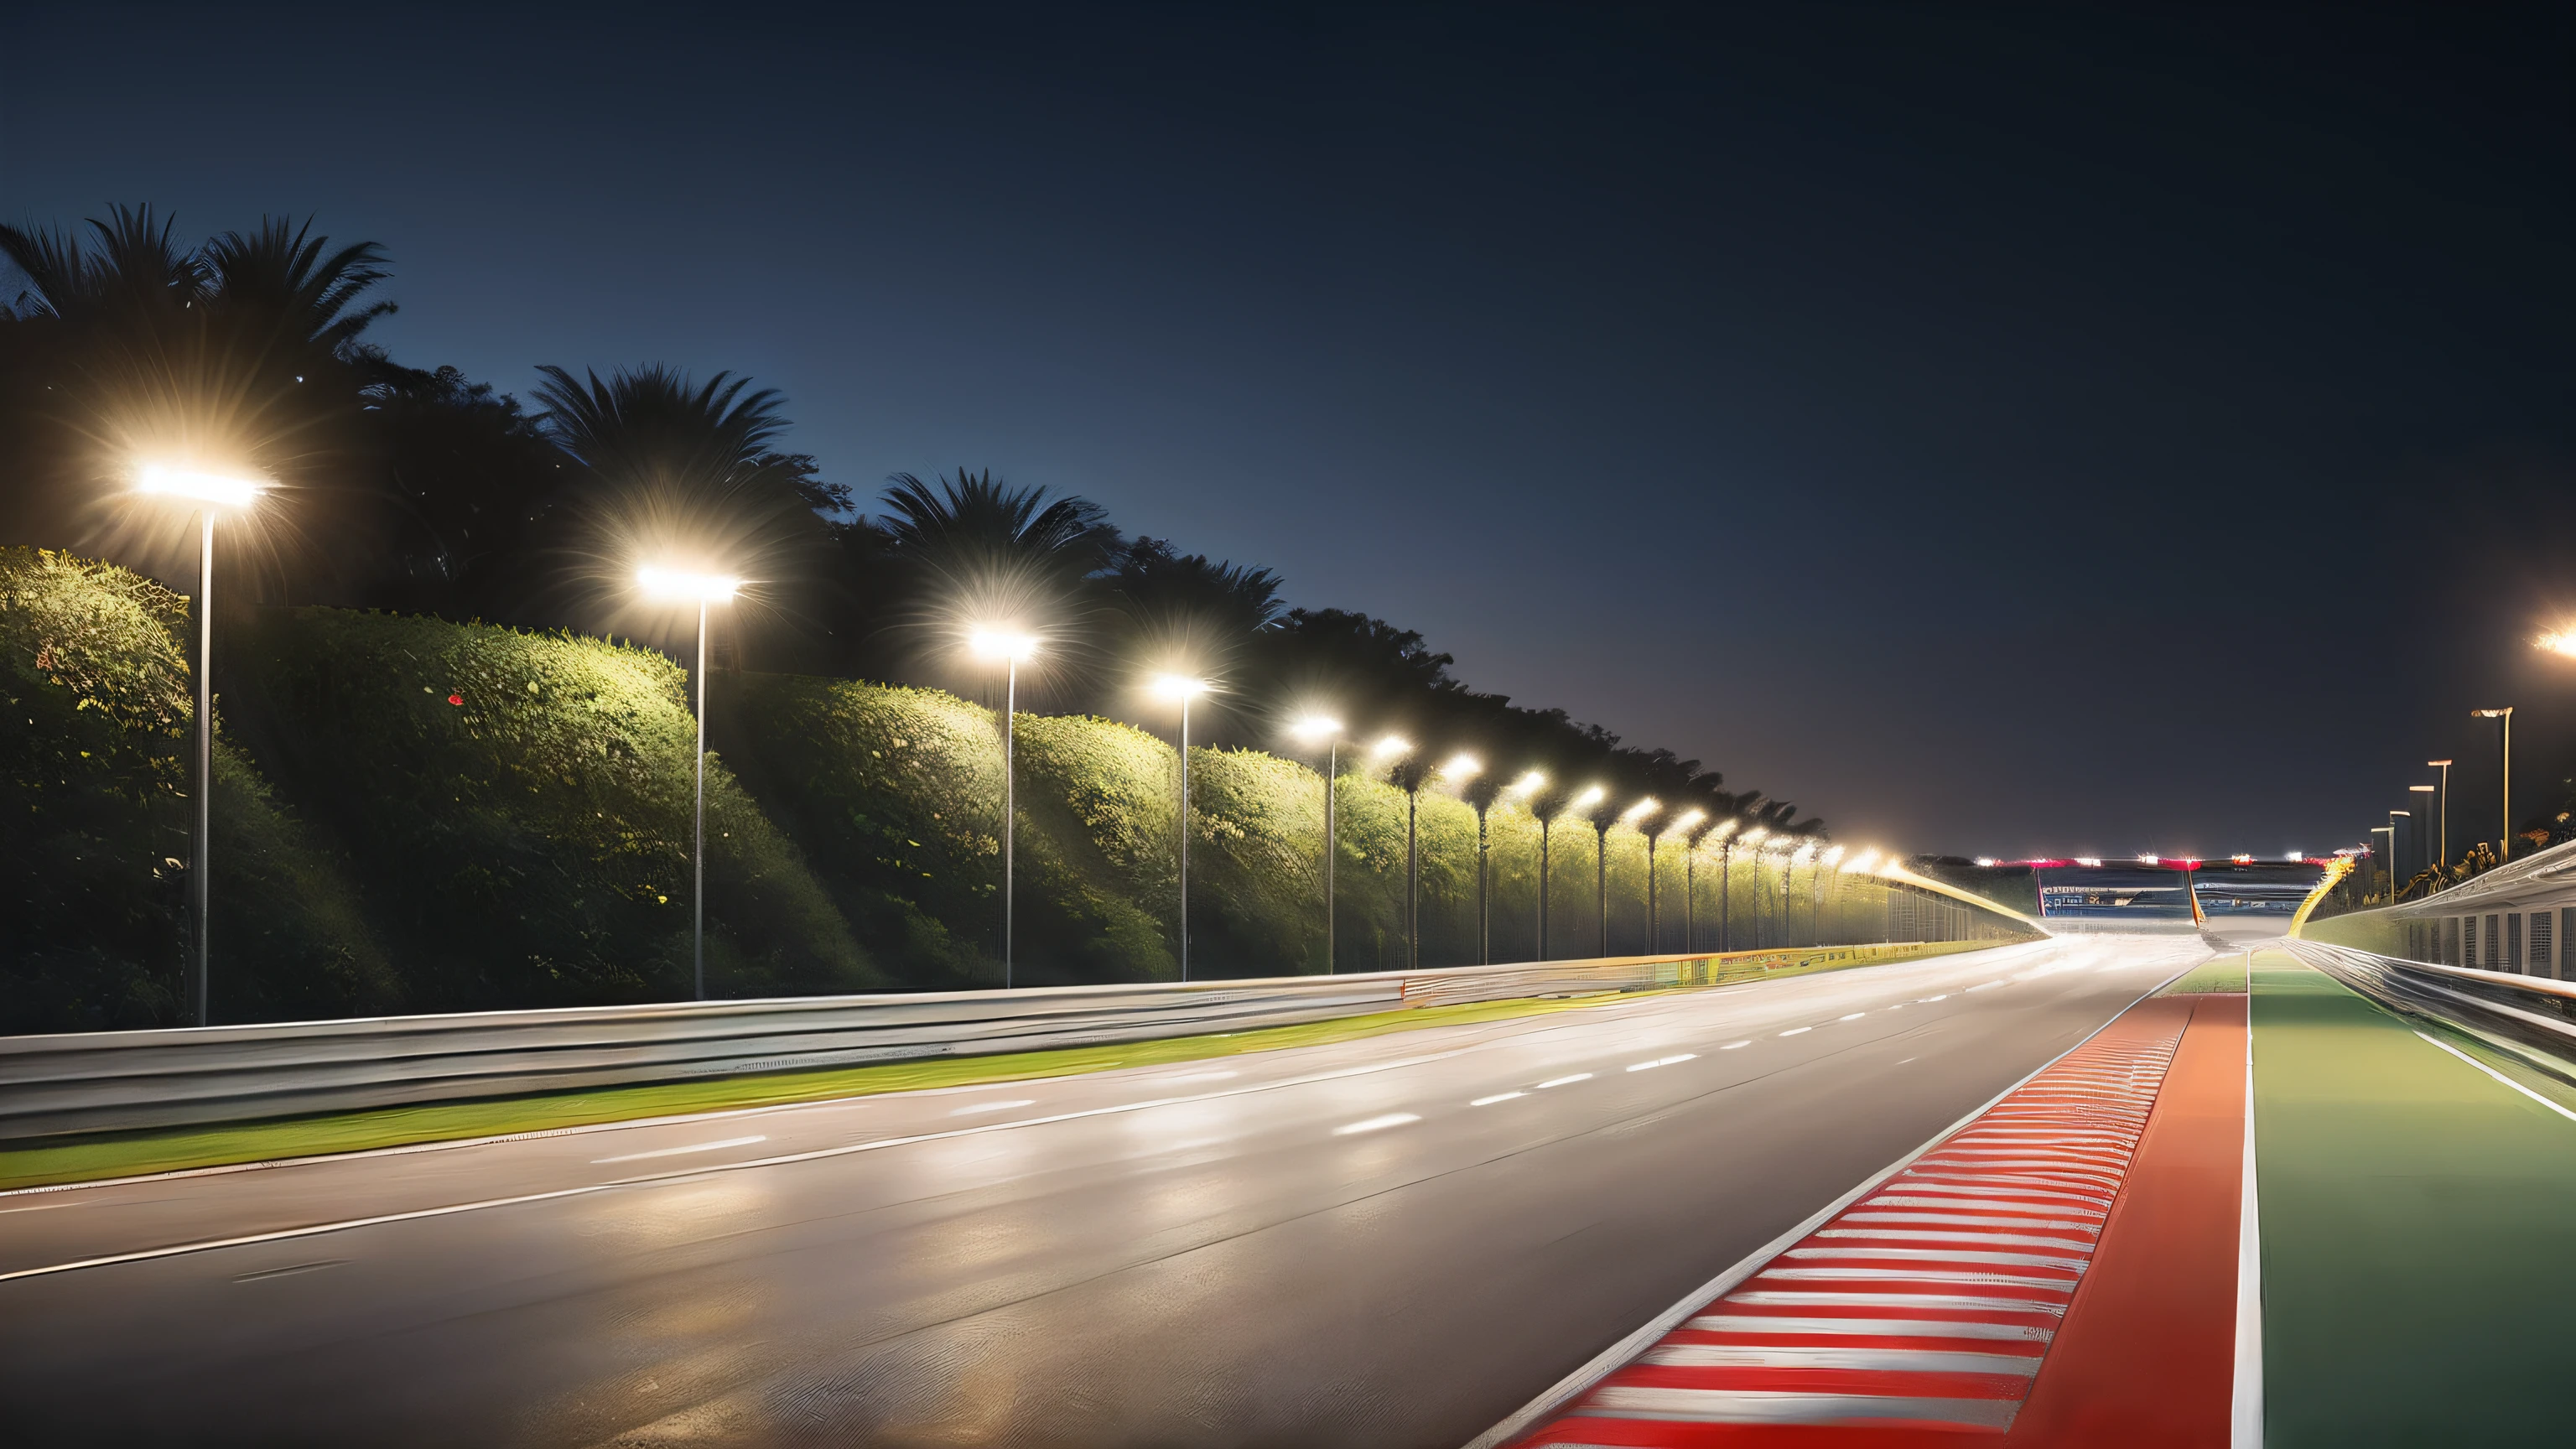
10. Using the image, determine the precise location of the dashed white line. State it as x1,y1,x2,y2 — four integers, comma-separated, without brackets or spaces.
1839,1013,1867,1021
948,1099,1037,1116
1537,1073,1594,1089
1720,1041,1753,1051
1627,1054,1698,1072
1780,1027,1813,1037
1472,1092,1527,1106
591,1135,768,1165
1334,1113,1421,1136
1968,981,2006,992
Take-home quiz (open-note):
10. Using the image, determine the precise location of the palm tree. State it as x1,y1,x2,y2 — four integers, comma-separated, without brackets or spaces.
533,364,836,649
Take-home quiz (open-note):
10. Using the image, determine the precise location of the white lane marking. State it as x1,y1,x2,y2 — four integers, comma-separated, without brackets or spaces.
948,1099,1037,1117
1839,1013,1867,1021
1536,1073,1593,1088
1156,1071,1239,1085
1720,1041,1752,1050
1472,1092,1526,1106
1886,1004,1908,1010
1923,995,1950,1002
1779,1027,1812,1037
1626,1054,1698,1072
1333,1113,1421,1136
2415,1033,2576,1123
0,1044,1483,1282
1969,981,2006,992
589,1135,768,1165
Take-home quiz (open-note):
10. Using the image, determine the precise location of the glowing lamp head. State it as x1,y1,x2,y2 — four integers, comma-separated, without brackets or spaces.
2541,632,2576,658
1508,769,1547,796
1441,751,1483,779
1674,808,1706,832
1371,733,1413,759
1290,714,1343,742
135,463,266,510
1740,826,1767,845
2428,758,2453,767
1824,844,1846,865
1621,796,1659,824
1707,818,1737,839
1848,847,1881,872
969,628,1039,662
2473,708,2511,719
1151,673,1212,702
2408,785,2436,793
1574,784,1607,809
636,564,741,602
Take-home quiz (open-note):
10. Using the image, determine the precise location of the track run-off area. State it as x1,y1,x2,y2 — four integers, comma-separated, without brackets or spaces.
8,933,2576,1446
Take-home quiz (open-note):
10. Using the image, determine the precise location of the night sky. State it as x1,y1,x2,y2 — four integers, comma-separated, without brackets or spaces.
8,3,2572,865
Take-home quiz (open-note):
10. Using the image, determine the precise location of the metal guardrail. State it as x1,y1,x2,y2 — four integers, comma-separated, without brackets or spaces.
2286,939,2576,1075
0,940,2004,1140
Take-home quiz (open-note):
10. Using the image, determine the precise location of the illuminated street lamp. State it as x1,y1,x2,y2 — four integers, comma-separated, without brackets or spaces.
1373,735,1423,968
1601,794,1656,957
1624,797,1662,953
134,463,268,1026
2471,709,2513,862
639,564,742,1000
1507,770,1548,958
1155,674,1213,979
1670,809,1708,951
1441,752,1488,963
1545,783,1603,959
1726,825,1767,951
2369,825,2394,903
1290,714,1344,972
2409,781,2441,882
969,629,1039,987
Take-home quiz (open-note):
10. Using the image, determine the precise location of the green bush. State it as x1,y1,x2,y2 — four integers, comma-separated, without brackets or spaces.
221,607,878,1009
0,548,395,1031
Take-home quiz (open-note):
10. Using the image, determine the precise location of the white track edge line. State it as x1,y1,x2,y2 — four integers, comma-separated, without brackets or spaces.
2413,1033,2576,1124
1457,951,2207,1449
2231,945,2264,1449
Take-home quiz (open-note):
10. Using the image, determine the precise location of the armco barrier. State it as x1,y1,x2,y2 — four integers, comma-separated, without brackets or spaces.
0,938,2018,1140
2287,937,2576,1073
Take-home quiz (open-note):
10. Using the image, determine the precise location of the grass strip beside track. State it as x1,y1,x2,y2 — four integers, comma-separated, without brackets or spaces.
0,992,1634,1191
0,941,2003,1191
2158,953,2250,995
2251,949,2576,1445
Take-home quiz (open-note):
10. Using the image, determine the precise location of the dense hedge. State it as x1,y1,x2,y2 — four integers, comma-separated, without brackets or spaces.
3,553,1838,1029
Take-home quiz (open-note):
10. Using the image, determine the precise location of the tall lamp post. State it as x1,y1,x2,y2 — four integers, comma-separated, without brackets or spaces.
1550,785,1603,959
970,630,1038,987
1372,735,1419,967
2369,825,2394,902
1726,825,1765,951
2409,782,2440,883
2388,808,2412,899
1624,797,1661,952
639,564,742,1000
1154,674,1213,980
135,465,268,1026
2425,761,2453,875
2472,708,2513,862
1291,715,1344,972
1442,752,1486,964
1670,809,1707,950
1506,771,1546,959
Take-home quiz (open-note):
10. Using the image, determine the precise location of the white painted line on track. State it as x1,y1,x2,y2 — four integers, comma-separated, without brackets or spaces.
589,1135,767,1165
1969,981,2006,992
1626,1055,1696,1072
2415,1032,2576,1123
1537,1073,1593,1089
1333,1114,1420,1136
1720,1041,1752,1050
1839,1013,1866,1021
948,1099,1038,1116
1471,1092,1526,1106
1780,1027,1812,1037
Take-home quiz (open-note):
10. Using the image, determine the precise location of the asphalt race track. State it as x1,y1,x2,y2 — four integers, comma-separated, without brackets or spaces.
0,935,2211,1447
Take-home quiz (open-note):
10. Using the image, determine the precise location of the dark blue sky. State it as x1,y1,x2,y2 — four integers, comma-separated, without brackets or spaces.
8,3,2571,863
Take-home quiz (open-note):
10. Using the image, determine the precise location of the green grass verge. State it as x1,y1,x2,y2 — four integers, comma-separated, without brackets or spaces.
0,938,2006,1192
0,991,1633,1192
2158,953,2250,995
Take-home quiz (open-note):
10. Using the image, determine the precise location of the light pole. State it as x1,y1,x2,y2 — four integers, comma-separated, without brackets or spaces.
1623,797,1659,953
1291,715,1343,973
1818,844,1846,943
1787,841,1815,943
1726,825,1765,951
1671,809,1708,950
1154,674,1212,980
135,465,267,1026
2425,761,2453,875
2369,825,2394,902
639,564,742,1000
970,629,1038,987
2472,709,2513,861
1442,752,1486,965
1554,784,1603,958
2409,782,2440,883
2388,808,2412,899
1371,734,1419,967
1506,770,1545,959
